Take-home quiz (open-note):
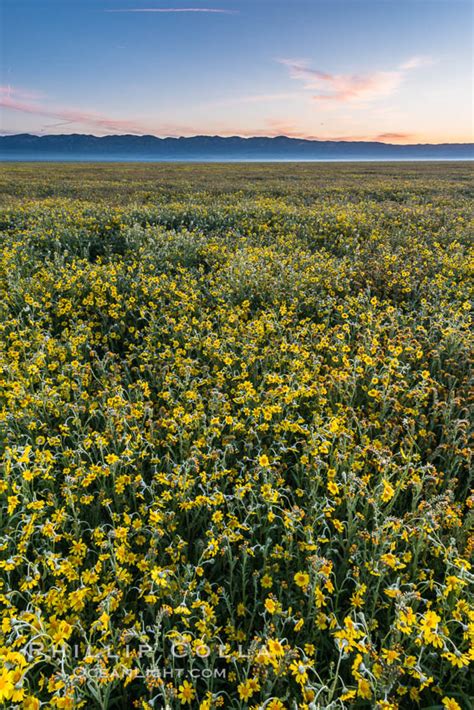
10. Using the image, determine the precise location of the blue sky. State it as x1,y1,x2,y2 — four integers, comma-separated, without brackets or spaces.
0,0,472,142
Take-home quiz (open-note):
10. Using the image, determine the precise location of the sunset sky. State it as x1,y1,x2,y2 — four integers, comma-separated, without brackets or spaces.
1,0,472,143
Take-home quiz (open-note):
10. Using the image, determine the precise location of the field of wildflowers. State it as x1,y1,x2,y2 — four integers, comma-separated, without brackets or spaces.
0,162,472,709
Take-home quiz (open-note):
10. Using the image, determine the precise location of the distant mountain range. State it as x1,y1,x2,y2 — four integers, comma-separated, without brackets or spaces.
1,133,473,161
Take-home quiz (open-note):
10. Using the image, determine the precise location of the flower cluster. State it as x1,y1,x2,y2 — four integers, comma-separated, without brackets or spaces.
0,163,472,708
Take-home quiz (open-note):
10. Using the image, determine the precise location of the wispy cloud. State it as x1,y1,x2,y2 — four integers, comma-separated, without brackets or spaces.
0,85,223,136
278,56,434,104
0,86,154,134
0,85,45,101
399,56,434,70
106,7,238,14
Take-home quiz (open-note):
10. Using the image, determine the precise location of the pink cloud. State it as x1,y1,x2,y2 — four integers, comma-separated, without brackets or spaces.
279,56,433,104
374,132,414,142
0,91,153,134
0,86,188,134
0,86,222,136
264,129,417,143
106,7,238,14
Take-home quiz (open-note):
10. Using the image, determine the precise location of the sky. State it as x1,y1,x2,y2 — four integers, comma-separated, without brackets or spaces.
0,0,473,143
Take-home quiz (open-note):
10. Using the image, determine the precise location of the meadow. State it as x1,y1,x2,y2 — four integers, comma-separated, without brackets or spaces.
0,162,472,709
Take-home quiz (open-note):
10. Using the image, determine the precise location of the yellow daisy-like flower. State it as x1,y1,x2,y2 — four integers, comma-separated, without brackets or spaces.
237,678,258,701
0,668,15,703
290,660,309,685
294,571,310,588
442,698,462,710
265,597,277,613
177,680,196,705
381,479,395,502
266,701,286,710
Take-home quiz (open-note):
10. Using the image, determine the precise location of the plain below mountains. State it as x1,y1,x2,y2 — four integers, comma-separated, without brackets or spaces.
1,133,473,161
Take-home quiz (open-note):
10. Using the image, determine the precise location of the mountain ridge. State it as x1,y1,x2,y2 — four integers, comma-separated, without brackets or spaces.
1,133,473,160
